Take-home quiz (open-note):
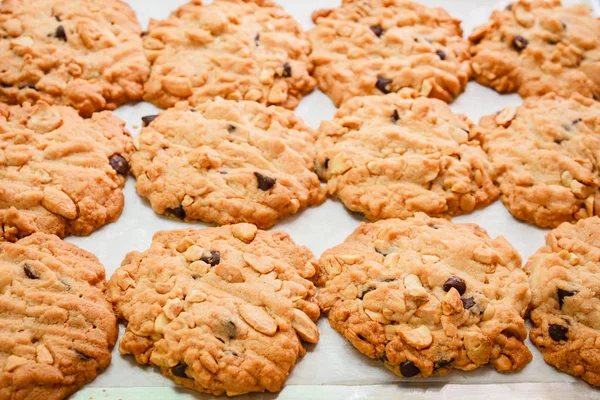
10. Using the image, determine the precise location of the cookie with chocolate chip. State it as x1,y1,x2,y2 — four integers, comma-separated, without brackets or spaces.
315,93,498,221
0,233,117,400
308,0,471,106
107,223,320,396
130,98,325,228
0,101,134,241
525,217,600,386
143,0,315,110
477,93,600,228
469,0,600,100
0,0,149,116
317,213,532,379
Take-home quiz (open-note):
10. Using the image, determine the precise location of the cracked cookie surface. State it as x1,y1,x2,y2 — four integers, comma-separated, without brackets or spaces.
314,93,498,221
478,93,600,228
526,217,600,386
143,0,315,110
469,0,600,100
0,233,117,400
0,0,149,116
0,101,134,241
131,98,325,229
107,224,320,396
317,214,532,379
308,0,471,107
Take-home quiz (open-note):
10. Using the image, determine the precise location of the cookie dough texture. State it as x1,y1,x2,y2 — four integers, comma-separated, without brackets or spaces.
131,98,325,229
308,0,471,107
0,101,134,241
143,0,315,110
315,93,498,221
318,214,532,379
0,0,149,116
469,0,600,100
108,224,320,396
526,217,600,386
478,93,600,228
0,233,117,400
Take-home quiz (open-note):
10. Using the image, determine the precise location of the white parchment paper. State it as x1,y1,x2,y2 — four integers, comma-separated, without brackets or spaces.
67,0,600,398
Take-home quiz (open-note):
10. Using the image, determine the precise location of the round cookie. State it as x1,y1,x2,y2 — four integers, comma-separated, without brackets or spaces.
107,224,320,396
314,93,498,221
308,0,471,107
478,93,600,228
469,0,600,100
525,216,600,386
0,233,117,400
143,0,315,110
131,98,325,229
0,101,134,241
0,0,149,117
317,213,532,379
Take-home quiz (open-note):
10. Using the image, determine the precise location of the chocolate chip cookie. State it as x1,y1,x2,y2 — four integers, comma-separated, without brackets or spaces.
478,93,600,228
0,233,117,400
130,98,325,229
0,0,149,116
469,0,600,100
143,0,315,110
107,224,320,396
0,101,134,241
526,216,600,386
314,93,498,221
318,214,532,379
308,0,471,106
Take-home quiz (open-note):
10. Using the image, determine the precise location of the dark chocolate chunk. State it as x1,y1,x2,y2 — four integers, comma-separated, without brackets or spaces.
254,172,276,191
166,206,186,220
392,109,399,122
171,363,188,378
375,75,392,94
433,358,454,370
358,287,376,300
512,35,528,51
141,115,158,127
226,321,237,338
436,50,446,60
282,62,292,78
55,25,67,41
74,349,91,361
443,276,466,295
548,324,568,341
370,25,384,37
24,264,40,279
557,288,576,308
227,124,236,133
200,250,220,267
109,154,129,175
462,296,475,310
400,360,420,377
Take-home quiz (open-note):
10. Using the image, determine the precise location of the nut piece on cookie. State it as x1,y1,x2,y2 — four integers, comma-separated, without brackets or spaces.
477,93,600,228
315,93,498,221
0,101,134,241
143,0,315,110
308,0,471,106
0,233,117,400
130,98,325,229
0,0,149,116
469,0,600,100
107,224,320,396
317,213,532,379
525,216,600,386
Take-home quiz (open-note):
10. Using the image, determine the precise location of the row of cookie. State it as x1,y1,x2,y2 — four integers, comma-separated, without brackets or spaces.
2,214,597,398
1,0,598,117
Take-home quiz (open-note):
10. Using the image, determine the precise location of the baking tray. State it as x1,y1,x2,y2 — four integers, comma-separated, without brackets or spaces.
67,0,600,398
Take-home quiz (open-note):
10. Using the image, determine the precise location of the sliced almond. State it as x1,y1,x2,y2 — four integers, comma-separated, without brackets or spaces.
42,187,76,219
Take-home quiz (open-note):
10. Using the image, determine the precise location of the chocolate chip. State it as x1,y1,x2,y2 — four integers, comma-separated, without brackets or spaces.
141,115,158,127
433,358,454,370
24,264,39,279
200,250,220,267
141,31,148,37
400,360,420,377
358,287,375,300
109,154,129,175
74,349,91,361
226,321,237,338
436,50,446,60
324,158,330,169
443,276,466,295
55,25,67,41
254,33,260,46
557,288,576,308
572,118,582,125
282,62,292,78
392,109,399,122
55,16,61,22
166,206,186,220
512,35,528,51
227,124,236,133
375,75,392,94
171,363,188,378
548,324,568,341
462,296,475,310
254,172,276,191
370,25,384,37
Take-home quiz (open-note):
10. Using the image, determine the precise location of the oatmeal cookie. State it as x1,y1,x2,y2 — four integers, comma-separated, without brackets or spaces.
0,101,134,241
107,224,320,396
318,214,532,379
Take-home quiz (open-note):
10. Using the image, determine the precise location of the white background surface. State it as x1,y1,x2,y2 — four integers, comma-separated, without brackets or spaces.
68,0,600,399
